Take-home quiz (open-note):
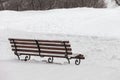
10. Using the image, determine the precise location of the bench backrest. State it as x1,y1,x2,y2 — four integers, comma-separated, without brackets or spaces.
9,38,72,57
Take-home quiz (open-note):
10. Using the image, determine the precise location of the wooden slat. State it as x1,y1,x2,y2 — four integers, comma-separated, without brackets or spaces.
11,45,38,48
40,47,71,51
18,53,66,58
12,49,39,52
10,42,70,47
10,42,36,45
39,43,70,47
9,38,69,43
18,53,39,56
38,40,69,43
41,50,72,54
11,45,72,51
12,49,72,54
9,38,34,41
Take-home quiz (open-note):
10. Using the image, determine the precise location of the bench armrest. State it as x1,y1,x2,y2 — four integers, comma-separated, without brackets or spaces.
69,54,85,59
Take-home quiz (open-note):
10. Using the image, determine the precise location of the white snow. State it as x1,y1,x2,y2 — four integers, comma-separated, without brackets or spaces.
0,7,120,80
0,7,120,38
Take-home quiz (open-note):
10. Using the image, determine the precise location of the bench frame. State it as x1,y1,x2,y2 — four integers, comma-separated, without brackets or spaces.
9,38,85,65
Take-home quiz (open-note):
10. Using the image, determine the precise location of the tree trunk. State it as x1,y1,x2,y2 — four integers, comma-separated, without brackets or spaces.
115,0,120,5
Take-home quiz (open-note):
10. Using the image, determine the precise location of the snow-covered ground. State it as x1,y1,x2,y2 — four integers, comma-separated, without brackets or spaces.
0,7,120,38
0,7,120,80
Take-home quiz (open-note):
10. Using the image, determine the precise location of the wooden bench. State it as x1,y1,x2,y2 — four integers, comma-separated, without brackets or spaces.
9,38,85,65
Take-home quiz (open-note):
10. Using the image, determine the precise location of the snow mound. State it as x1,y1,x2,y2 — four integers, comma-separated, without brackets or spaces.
0,7,120,38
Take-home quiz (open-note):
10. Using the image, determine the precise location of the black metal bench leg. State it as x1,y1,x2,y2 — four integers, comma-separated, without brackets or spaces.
24,55,31,61
28,55,31,60
75,59,81,65
17,55,20,60
67,58,70,64
48,57,54,63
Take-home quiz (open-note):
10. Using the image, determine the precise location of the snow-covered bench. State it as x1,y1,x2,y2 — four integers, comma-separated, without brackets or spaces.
9,38,85,65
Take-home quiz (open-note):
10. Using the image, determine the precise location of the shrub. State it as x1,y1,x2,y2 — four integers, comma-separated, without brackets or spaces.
0,0,106,11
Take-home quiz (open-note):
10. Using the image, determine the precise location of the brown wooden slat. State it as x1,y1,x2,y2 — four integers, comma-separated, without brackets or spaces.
18,53,39,56
40,47,72,51
10,42,70,47
12,49,72,54
9,38,69,43
17,53,66,58
9,38,34,41
11,45,38,48
10,42,36,45
42,50,72,54
11,45,72,51
39,43,70,47
38,40,69,43
12,49,39,52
